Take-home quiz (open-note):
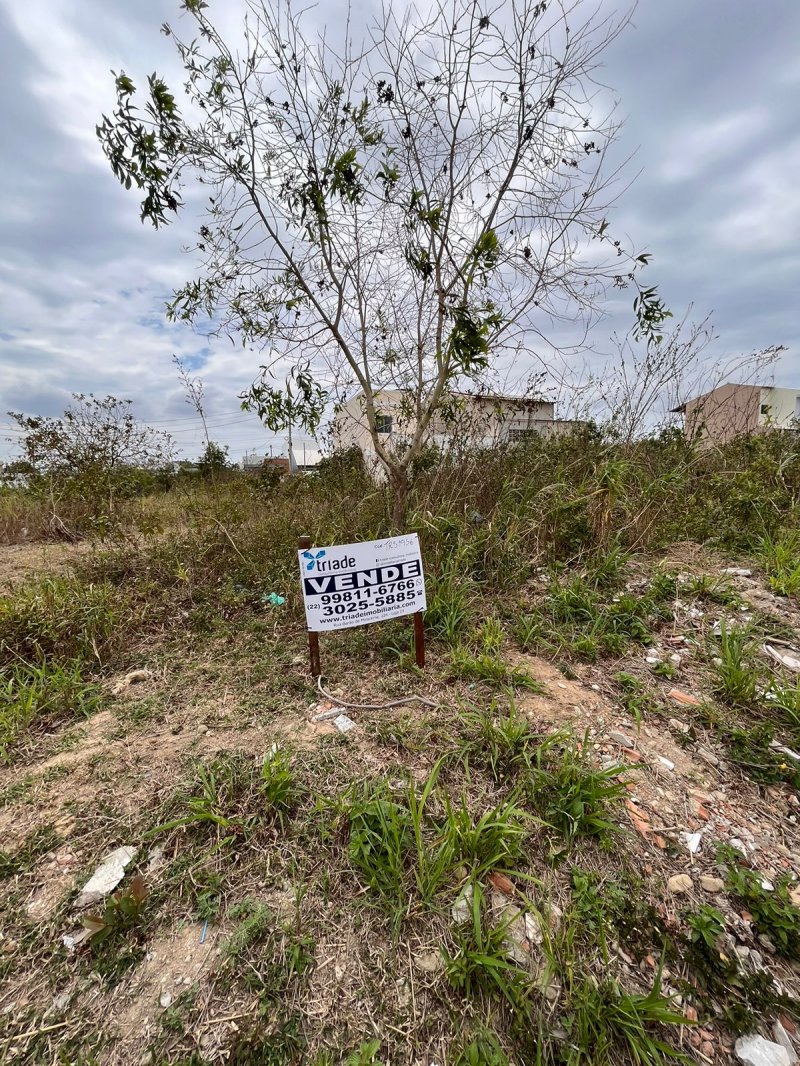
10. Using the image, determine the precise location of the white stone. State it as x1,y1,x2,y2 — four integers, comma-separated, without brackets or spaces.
667,873,693,894
699,875,725,893
609,731,635,749
75,846,137,908
451,882,474,924
657,756,675,771
333,713,356,734
772,1022,799,1065
734,1034,792,1066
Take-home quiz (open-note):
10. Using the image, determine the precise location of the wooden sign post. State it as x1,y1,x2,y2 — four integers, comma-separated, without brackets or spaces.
298,535,322,677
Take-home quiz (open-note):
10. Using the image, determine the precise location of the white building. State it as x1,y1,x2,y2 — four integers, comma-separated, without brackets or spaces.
331,388,569,470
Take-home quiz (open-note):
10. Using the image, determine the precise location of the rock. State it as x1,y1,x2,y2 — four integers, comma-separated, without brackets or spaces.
451,882,473,924
772,1021,799,1064
697,746,720,767
701,1041,715,1058
159,990,172,1009
333,713,356,734
197,724,209,735
700,875,725,893
490,893,529,965
74,846,137,909
112,669,152,695
414,951,442,973
723,568,752,577
764,645,800,673
790,885,800,908
667,874,694,894
146,845,166,876
669,688,702,707
657,756,675,771
609,731,635,749
734,1034,792,1066
669,718,690,734
757,933,777,954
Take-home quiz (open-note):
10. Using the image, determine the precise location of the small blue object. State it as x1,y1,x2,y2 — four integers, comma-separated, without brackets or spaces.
200,918,208,944
264,592,285,606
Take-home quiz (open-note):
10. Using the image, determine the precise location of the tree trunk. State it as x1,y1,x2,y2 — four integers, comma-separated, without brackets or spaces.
388,465,410,530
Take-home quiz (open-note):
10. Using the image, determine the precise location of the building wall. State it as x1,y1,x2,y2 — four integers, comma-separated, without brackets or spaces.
759,387,800,428
331,389,556,464
683,383,761,444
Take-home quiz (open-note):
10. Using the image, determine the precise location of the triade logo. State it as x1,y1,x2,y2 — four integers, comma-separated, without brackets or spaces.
302,549,326,571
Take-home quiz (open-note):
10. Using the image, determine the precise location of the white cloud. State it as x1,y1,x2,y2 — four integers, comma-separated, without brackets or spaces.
659,108,769,184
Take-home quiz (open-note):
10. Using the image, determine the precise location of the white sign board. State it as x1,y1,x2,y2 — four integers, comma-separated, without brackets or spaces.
299,534,426,632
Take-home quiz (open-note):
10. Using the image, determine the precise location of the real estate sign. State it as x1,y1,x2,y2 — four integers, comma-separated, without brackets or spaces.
299,534,426,632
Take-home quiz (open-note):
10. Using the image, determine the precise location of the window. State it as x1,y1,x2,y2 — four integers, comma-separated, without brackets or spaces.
760,404,770,416
375,413,393,434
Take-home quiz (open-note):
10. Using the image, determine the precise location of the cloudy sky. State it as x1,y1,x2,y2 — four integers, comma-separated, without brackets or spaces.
1,0,798,463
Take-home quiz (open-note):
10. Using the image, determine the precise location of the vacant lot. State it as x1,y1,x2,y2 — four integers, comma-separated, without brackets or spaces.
1,433,799,1065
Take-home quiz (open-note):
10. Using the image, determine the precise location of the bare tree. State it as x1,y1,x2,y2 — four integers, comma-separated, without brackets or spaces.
582,309,785,443
98,0,662,524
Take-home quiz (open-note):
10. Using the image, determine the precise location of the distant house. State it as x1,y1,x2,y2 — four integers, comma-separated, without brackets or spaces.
331,388,572,469
241,445,322,475
672,384,800,445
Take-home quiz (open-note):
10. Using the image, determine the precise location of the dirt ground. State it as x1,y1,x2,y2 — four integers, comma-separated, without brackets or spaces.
2,544,800,1064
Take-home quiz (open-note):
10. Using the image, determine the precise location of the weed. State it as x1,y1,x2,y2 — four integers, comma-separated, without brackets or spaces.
0,660,101,760
476,616,505,656
718,845,800,957
151,753,280,843
725,722,800,789
443,882,530,1016
677,902,796,1035
441,793,528,876
0,575,124,665
710,621,759,706
223,900,314,1005
193,868,224,920
459,699,548,781
224,899,273,959
83,874,149,947
686,904,726,954
343,1041,384,1066
0,824,59,880
452,1029,510,1066
523,572,670,662
346,779,412,921
425,567,474,645
450,644,542,691
568,868,631,958
614,672,659,725
526,735,627,848
758,530,800,597
562,971,688,1065
260,746,299,826
763,678,800,734
686,574,741,606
